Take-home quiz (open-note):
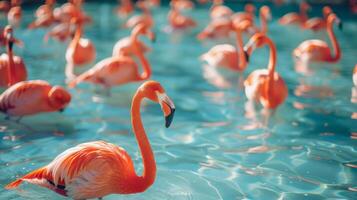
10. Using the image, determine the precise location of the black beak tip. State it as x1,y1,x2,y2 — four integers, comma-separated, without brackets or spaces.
59,108,64,113
244,51,250,62
9,41,14,50
338,22,343,31
165,108,175,128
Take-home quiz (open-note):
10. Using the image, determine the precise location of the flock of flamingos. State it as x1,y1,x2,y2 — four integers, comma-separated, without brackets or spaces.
0,0,354,199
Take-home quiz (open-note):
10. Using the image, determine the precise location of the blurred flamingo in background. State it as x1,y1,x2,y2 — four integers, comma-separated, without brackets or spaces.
210,0,233,20
200,20,251,72
244,33,288,109
124,1,154,29
28,0,57,29
65,18,96,79
0,26,26,88
44,22,74,42
197,18,232,41
168,4,196,31
240,5,271,35
0,80,71,119
68,50,151,90
54,0,91,24
7,0,22,27
170,0,194,11
6,80,174,199
303,6,333,32
231,4,256,24
279,1,310,27
294,14,342,63
116,0,134,18
113,23,155,57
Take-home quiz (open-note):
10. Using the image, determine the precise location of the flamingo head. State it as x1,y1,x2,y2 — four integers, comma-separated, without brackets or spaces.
322,6,333,18
3,25,23,50
139,81,175,128
134,23,156,42
243,33,267,62
260,6,271,21
48,86,71,112
328,13,342,30
244,3,256,14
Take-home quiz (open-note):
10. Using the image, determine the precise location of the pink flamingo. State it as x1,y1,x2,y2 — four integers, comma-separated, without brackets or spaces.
5,80,175,199
279,1,310,27
0,26,26,87
124,1,154,29
303,6,333,32
197,18,232,41
116,0,134,18
244,33,288,109
113,23,155,57
28,0,57,29
231,4,256,24
168,6,196,30
200,20,251,72
293,14,342,63
65,18,96,79
0,80,71,118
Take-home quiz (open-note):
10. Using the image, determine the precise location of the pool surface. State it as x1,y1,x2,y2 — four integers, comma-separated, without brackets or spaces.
1,1,357,199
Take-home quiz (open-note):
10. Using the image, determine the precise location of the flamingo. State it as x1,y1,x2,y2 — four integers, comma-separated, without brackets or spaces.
303,6,333,32
124,1,154,29
170,0,194,11
200,20,251,72
279,1,310,27
210,1,233,20
168,6,196,30
44,22,73,43
54,1,91,24
116,0,134,18
5,80,175,199
65,18,96,79
232,5,271,35
353,64,357,86
231,3,256,24
0,26,26,88
0,0,10,13
7,6,22,27
68,39,151,90
113,23,155,57
293,14,342,63
28,0,57,29
197,18,232,41
244,33,288,109
0,80,71,118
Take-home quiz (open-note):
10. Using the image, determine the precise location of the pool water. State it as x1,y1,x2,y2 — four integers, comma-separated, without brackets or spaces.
1,1,357,199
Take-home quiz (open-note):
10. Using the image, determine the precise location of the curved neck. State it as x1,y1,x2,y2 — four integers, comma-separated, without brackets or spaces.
327,20,340,62
136,50,151,80
130,92,156,191
71,23,82,47
259,12,267,33
235,29,246,69
263,37,277,95
6,42,15,86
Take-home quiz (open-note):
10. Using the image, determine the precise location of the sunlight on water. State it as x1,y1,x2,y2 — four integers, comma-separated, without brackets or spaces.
0,1,357,199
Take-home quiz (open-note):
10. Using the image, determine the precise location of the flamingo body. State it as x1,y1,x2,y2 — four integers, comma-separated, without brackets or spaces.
66,38,96,66
0,80,71,116
68,56,140,88
244,69,288,109
201,44,240,71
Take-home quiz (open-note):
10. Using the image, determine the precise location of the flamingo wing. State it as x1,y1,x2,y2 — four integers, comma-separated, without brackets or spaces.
0,80,51,116
6,141,135,199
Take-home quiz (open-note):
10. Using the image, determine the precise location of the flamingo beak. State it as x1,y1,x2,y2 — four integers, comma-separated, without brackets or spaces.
244,51,250,62
59,108,64,113
337,19,343,31
6,32,14,50
157,92,175,128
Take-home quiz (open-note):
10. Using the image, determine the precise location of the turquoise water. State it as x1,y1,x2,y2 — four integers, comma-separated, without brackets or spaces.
1,1,357,199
